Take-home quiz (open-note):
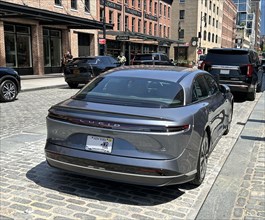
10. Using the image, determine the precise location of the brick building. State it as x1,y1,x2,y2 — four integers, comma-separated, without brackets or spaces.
99,0,175,65
221,0,237,48
0,0,111,75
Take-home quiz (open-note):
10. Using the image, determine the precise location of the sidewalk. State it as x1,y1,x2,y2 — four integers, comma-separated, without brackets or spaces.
20,73,67,92
197,92,265,220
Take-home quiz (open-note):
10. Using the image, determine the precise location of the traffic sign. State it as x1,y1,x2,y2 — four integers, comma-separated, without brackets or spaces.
99,38,106,45
197,49,203,55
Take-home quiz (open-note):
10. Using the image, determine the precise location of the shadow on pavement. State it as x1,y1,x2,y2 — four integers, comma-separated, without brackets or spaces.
26,161,192,206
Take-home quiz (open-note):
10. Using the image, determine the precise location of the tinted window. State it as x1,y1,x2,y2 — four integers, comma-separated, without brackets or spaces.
72,58,97,64
204,74,219,95
134,54,153,60
206,50,249,65
192,75,209,102
74,76,184,108
161,55,170,61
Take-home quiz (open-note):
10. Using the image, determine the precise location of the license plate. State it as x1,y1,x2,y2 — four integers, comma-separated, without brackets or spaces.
220,69,230,74
73,69,80,75
85,135,113,153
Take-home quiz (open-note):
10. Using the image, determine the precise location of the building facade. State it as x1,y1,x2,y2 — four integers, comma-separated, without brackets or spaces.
98,0,175,65
0,0,110,75
221,0,237,48
251,0,262,50
170,0,223,64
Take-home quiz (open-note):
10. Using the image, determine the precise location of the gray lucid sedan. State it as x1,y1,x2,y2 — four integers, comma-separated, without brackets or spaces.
45,66,233,186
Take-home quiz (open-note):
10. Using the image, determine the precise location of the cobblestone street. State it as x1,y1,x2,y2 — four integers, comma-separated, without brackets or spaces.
0,87,264,220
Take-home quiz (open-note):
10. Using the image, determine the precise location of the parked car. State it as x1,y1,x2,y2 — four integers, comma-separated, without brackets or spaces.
0,67,21,102
45,66,233,187
64,56,121,88
197,54,206,69
131,52,174,66
200,48,263,100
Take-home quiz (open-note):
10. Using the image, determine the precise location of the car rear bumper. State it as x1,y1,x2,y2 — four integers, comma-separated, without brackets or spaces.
64,74,94,84
219,80,255,93
45,142,196,187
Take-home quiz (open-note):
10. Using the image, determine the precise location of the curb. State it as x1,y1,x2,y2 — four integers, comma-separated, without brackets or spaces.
21,84,67,92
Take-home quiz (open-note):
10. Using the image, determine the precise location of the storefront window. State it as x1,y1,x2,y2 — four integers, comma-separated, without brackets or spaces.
43,28,62,67
4,24,32,68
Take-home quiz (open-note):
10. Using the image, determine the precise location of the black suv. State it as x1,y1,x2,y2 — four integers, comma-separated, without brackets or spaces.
131,53,174,66
200,48,263,100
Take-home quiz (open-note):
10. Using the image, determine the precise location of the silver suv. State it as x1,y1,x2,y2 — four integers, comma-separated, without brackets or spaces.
200,48,263,100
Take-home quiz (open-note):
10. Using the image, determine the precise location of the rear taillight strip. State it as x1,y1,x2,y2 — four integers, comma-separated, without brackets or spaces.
48,112,190,133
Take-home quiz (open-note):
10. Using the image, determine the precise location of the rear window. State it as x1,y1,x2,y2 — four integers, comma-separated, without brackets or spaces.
74,76,184,108
206,50,250,65
72,58,98,64
134,54,153,61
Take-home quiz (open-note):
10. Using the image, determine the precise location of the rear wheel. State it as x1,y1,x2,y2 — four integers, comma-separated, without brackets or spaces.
191,133,209,186
0,79,18,102
67,82,79,88
247,89,256,101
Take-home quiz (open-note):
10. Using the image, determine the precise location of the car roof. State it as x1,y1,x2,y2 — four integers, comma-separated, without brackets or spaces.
208,48,254,53
103,66,200,82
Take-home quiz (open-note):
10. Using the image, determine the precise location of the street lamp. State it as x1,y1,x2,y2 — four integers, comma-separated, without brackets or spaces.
102,0,107,55
198,15,206,50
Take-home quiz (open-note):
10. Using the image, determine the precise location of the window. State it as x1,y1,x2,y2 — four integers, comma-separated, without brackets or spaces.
179,29,184,39
217,7,219,15
209,1,212,10
132,0,135,7
164,25,166,37
144,21,147,34
213,4,215,12
144,1,146,10
154,24,157,35
117,13,121,31
125,16,129,30
192,75,209,102
208,32,211,41
100,8,104,22
149,22,152,35
209,15,211,25
71,0,77,9
150,0,152,13
138,19,141,32
168,27,170,37
168,7,170,18
204,75,219,96
138,0,141,8
84,0,90,12
154,2,157,14
212,33,214,42
215,35,218,43
180,0,185,3
213,18,215,26
159,3,162,15
55,0,62,6
132,18,136,32
4,24,32,68
109,11,113,24
216,20,218,28
159,24,162,36
205,0,207,7
180,10,185,19
164,5,166,17
203,30,207,40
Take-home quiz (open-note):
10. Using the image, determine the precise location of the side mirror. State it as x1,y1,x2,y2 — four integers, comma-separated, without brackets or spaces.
219,84,230,94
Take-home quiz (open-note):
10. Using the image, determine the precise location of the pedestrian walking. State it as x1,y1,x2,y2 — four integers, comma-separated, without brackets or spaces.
117,52,126,66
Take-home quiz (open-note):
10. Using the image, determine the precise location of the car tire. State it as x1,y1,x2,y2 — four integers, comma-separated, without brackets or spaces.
0,79,18,102
67,82,79,89
247,89,256,101
191,133,209,186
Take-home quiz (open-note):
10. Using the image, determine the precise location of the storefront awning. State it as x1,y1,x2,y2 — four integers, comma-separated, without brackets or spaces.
101,30,182,46
0,1,113,30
